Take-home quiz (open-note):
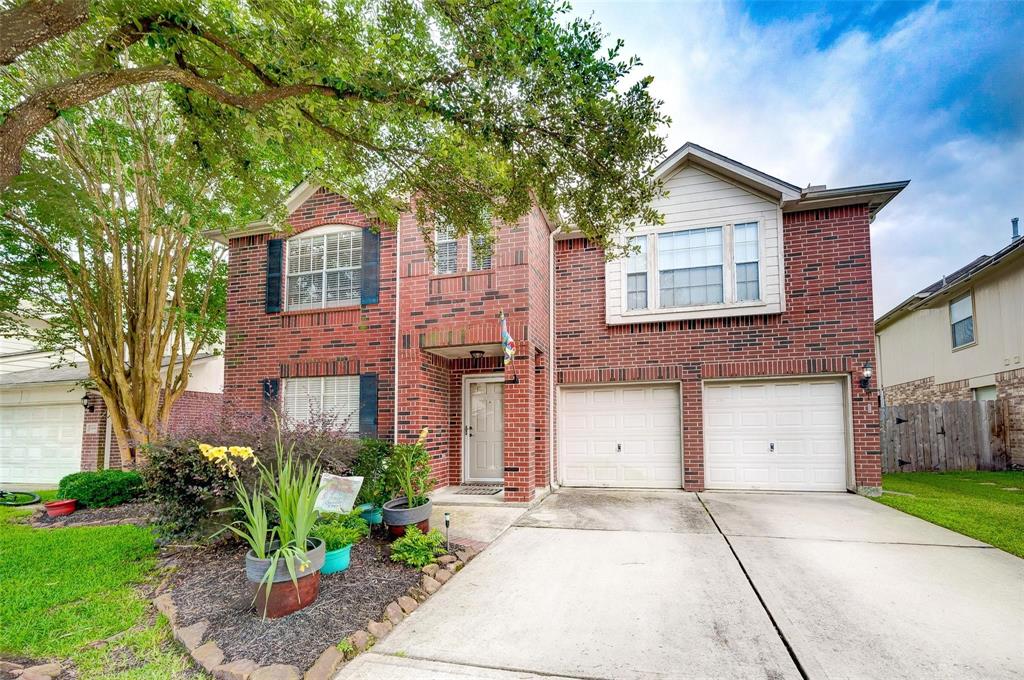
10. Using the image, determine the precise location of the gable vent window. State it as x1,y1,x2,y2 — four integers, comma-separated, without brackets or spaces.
435,225,458,274
470,234,493,271
286,229,361,311
734,222,760,302
950,292,975,349
282,376,359,433
658,227,724,307
625,235,648,310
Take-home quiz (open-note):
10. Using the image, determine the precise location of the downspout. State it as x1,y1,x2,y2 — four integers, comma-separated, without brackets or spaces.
548,224,562,491
393,221,401,444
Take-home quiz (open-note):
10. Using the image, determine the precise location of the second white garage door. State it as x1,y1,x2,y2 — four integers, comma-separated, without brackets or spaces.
704,378,848,491
0,401,84,485
560,383,681,488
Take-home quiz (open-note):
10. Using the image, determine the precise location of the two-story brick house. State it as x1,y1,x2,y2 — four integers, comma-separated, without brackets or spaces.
213,143,907,501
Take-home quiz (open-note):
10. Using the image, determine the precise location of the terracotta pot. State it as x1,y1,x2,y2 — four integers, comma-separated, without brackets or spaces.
387,518,430,538
254,571,321,619
44,499,77,517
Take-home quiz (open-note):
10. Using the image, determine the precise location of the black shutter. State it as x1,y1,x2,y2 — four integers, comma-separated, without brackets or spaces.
359,373,378,437
360,228,380,306
262,378,280,402
265,239,284,313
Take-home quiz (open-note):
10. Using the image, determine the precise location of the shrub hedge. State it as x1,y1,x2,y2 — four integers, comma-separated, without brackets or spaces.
57,469,145,508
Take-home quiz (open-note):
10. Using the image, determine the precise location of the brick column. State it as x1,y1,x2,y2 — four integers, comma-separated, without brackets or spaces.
503,344,535,502
80,390,108,471
533,351,549,488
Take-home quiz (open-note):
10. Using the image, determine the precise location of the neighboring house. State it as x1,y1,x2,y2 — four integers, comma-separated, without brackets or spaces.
212,142,906,501
0,351,224,485
875,222,1023,466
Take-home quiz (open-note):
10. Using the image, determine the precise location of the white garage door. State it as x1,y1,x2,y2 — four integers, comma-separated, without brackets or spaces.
560,383,681,488
704,378,847,491
0,402,84,484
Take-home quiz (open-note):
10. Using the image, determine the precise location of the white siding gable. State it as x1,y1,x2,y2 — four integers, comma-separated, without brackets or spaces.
607,163,785,325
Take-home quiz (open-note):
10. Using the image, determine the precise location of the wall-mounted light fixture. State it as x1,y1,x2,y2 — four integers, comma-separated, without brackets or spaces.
859,363,873,390
81,394,95,412
469,350,485,360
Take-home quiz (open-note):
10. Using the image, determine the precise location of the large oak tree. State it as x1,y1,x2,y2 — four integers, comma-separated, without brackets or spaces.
0,0,666,454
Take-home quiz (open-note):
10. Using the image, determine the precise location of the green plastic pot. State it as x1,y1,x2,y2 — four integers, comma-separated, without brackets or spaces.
357,502,383,525
321,544,353,575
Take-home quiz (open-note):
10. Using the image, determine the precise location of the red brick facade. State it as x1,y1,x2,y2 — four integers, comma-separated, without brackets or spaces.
221,189,885,499
554,204,881,491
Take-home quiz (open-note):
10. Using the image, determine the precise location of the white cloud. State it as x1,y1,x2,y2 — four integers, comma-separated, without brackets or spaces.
571,0,1023,315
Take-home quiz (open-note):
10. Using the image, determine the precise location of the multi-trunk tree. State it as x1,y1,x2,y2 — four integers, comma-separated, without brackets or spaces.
1,0,668,457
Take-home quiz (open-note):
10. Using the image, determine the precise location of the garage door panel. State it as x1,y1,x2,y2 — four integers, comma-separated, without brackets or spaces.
561,383,681,489
705,379,847,492
1,402,84,484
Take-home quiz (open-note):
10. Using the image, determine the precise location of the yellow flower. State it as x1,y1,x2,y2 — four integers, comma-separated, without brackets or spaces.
198,443,212,455
417,427,429,445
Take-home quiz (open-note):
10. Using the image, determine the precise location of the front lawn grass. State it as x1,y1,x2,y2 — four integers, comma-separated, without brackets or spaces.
0,500,198,678
874,471,1024,557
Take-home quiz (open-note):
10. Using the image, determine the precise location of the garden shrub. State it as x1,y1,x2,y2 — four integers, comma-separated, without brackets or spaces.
141,408,361,541
389,526,446,567
57,469,145,508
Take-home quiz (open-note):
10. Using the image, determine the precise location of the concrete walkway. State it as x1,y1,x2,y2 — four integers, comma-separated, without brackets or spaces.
337,489,1024,680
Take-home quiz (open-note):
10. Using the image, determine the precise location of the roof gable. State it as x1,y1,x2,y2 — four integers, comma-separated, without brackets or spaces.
654,142,802,203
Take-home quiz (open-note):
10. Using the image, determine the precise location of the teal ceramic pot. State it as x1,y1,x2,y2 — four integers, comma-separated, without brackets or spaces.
357,503,384,525
321,544,353,575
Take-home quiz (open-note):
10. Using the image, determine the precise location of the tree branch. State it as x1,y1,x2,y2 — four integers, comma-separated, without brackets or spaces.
0,0,89,65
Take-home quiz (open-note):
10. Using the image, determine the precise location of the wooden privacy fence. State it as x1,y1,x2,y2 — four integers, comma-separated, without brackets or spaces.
881,399,1011,473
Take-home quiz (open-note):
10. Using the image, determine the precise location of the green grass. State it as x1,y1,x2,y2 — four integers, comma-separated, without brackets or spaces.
0,497,200,677
874,471,1024,557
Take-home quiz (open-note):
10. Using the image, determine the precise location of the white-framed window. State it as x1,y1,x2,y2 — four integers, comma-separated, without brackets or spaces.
469,234,493,271
282,376,360,432
626,221,762,311
435,225,458,274
950,292,975,349
625,235,648,310
658,227,724,307
734,222,760,302
285,228,361,311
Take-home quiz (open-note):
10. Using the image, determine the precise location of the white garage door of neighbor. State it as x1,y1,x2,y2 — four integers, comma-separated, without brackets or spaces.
560,384,681,488
704,379,847,491
0,403,84,484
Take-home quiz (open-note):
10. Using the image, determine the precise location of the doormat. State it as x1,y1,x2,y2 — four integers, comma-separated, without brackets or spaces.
455,485,503,496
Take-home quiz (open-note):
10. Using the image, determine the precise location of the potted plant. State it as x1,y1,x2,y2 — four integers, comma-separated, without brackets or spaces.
210,430,325,618
353,438,393,525
313,510,369,574
382,427,435,537
43,498,77,517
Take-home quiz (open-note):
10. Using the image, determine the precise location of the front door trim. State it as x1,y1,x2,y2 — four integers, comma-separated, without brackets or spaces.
462,373,505,483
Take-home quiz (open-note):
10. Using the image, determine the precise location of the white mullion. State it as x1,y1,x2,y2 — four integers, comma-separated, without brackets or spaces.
724,223,736,303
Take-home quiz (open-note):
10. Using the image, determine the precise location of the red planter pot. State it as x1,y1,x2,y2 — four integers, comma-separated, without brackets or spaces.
254,572,321,619
44,499,77,517
387,518,430,538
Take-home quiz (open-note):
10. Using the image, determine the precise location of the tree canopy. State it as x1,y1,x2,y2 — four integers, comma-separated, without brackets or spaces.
1,0,668,250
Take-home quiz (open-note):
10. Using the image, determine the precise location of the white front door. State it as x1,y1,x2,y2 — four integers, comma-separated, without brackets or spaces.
703,378,848,491
559,383,682,488
464,376,503,482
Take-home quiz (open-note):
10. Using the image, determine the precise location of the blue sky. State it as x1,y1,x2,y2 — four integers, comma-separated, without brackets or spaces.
569,0,1024,316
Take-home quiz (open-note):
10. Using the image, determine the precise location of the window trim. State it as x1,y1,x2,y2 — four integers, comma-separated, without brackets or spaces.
283,224,363,312
281,375,360,433
949,290,977,351
620,221,765,315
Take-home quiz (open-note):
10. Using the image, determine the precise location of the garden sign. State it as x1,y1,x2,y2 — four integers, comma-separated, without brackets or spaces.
315,473,364,514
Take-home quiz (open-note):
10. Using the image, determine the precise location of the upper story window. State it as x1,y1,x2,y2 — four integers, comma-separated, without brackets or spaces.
622,222,762,313
734,222,759,302
658,227,724,307
949,292,975,349
470,235,493,271
285,228,361,311
282,376,359,433
435,225,458,274
625,235,648,310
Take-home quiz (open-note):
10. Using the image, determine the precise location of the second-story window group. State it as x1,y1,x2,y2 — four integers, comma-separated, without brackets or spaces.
626,221,761,312
435,226,493,274
286,228,362,311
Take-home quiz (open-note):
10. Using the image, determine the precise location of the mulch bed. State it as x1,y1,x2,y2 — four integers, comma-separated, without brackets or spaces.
164,533,422,668
32,501,155,528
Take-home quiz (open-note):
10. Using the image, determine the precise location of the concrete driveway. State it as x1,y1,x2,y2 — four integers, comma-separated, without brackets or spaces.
337,490,1024,680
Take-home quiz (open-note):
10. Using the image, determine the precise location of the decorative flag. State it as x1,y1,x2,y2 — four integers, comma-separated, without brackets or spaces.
500,311,517,365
